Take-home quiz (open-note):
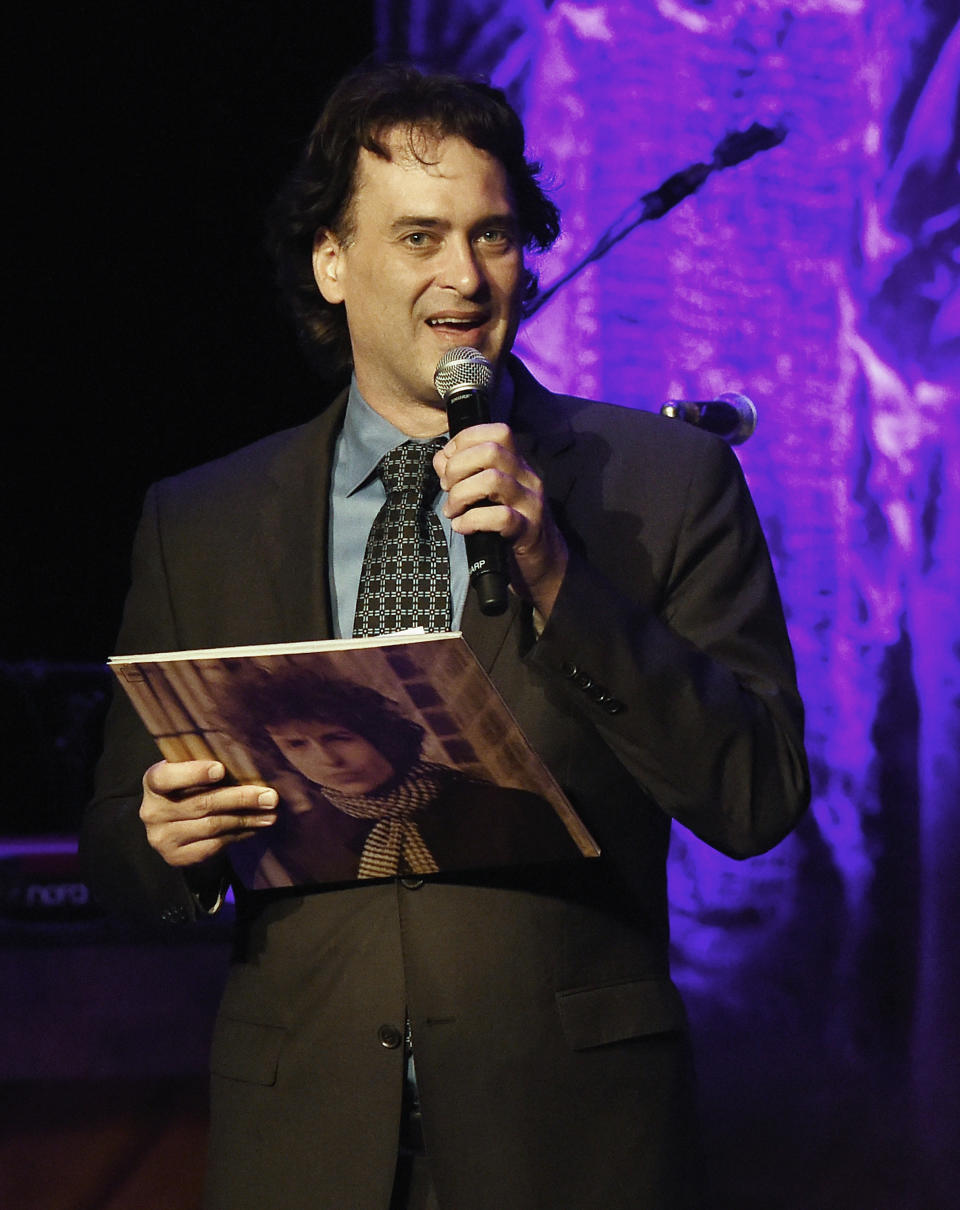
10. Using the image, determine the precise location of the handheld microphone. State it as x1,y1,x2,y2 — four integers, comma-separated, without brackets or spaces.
433,347,509,616
660,392,757,445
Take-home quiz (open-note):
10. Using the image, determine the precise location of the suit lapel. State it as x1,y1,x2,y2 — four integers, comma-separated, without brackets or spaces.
460,583,523,670
259,390,348,644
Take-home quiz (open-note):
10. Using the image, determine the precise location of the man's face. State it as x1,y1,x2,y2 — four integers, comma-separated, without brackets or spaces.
266,720,395,795
313,129,525,435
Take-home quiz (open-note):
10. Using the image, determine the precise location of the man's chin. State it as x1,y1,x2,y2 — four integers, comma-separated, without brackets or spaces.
425,324,512,370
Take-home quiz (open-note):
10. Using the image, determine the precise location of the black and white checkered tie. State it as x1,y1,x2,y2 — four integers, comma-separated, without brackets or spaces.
353,439,451,637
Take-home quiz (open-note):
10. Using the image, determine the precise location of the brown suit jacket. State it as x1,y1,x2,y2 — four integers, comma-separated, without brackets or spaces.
83,359,809,1209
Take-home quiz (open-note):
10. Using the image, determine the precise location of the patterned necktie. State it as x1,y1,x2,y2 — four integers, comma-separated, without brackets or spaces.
353,439,451,637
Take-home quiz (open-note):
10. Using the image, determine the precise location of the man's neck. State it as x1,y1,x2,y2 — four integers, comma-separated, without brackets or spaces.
371,400,449,439
352,361,514,437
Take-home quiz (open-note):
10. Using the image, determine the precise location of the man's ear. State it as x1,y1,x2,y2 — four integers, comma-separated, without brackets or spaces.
312,229,345,304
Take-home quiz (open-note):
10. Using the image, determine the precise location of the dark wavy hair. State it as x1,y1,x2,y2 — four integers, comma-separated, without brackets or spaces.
216,669,425,779
267,64,561,376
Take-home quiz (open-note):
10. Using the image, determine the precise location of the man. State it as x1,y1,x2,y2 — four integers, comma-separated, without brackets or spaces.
83,66,810,1209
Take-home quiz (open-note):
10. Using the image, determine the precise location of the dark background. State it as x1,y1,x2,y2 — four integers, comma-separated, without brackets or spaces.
5,10,378,1206
8,2,375,663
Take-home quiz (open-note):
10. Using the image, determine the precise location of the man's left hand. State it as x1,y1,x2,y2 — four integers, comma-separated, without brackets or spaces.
435,423,568,622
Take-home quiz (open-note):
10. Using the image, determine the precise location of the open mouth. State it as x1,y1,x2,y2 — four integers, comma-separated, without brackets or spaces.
426,315,488,333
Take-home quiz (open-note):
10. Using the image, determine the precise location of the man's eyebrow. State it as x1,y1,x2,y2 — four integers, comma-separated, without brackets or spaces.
388,213,519,232
389,215,448,231
474,212,520,230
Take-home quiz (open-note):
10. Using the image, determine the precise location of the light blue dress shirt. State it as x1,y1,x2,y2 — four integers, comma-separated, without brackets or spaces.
328,374,515,638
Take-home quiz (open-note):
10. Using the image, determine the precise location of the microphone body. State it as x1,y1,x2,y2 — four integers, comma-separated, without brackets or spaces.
660,392,757,445
434,348,509,617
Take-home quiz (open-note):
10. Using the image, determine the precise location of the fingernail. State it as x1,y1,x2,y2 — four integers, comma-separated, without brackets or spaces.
208,762,225,780
258,790,279,807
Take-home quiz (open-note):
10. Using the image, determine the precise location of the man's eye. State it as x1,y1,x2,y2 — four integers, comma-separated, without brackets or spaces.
404,231,433,247
478,228,512,245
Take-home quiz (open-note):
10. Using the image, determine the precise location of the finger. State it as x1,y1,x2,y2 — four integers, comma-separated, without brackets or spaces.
142,804,278,867
142,781,279,824
151,827,270,868
440,443,522,490
435,424,524,498
144,758,227,796
163,809,278,847
450,501,528,543
443,465,523,514
441,421,513,456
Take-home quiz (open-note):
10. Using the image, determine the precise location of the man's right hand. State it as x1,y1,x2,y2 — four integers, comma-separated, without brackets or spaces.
140,760,278,868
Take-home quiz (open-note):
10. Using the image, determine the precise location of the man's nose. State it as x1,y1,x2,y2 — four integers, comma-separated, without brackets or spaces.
439,237,486,297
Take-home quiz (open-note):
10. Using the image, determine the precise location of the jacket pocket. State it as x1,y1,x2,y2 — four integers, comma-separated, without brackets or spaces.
210,1014,286,1085
556,977,687,1050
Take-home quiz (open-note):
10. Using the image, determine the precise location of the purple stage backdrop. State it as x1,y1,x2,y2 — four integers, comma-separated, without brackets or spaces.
380,3,958,1205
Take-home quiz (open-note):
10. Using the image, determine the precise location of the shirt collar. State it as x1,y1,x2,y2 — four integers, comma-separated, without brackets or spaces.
340,370,515,498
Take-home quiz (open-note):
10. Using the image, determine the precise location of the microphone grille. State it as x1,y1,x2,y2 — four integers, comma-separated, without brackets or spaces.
718,391,758,444
434,346,494,402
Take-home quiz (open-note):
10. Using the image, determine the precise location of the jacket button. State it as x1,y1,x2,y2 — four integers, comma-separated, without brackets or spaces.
400,877,425,890
378,1024,403,1049
561,661,579,679
602,697,625,714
